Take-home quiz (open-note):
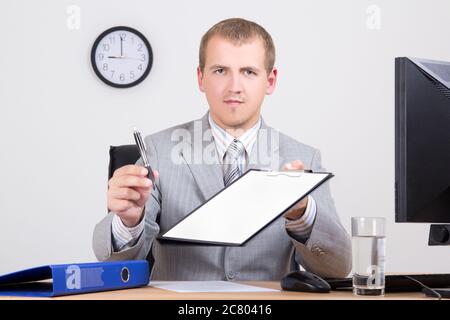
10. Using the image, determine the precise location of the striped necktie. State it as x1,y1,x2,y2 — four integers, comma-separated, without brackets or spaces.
223,139,246,187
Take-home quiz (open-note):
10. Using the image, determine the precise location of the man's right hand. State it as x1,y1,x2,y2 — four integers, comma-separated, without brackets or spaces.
107,165,159,228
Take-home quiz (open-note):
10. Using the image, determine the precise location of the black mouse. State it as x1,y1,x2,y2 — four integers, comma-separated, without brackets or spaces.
281,271,331,293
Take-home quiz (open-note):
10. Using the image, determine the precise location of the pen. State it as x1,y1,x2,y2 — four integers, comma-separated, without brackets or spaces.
133,127,156,184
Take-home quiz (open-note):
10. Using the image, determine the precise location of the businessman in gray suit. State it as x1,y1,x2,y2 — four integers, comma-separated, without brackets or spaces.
93,18,352,280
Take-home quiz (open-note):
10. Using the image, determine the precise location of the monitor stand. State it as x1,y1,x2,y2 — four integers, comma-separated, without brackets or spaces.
428,224,450,245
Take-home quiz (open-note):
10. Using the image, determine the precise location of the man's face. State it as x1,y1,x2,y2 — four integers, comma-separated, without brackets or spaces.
197,35,277,131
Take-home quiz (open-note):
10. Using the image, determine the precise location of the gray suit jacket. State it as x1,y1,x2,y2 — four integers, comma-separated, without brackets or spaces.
93,112,351,280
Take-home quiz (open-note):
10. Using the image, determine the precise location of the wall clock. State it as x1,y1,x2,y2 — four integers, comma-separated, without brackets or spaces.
91,26,153,88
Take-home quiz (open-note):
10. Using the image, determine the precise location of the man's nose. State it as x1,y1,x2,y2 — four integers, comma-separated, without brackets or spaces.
227,72,243,94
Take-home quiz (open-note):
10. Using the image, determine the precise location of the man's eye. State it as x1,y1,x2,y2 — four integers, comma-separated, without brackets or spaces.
214,69,224,74
244,69,255,76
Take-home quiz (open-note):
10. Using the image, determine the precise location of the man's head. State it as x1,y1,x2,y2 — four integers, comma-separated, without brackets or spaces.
197,18,277,133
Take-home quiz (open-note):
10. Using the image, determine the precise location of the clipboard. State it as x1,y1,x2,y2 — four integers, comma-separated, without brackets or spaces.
158,169,333,246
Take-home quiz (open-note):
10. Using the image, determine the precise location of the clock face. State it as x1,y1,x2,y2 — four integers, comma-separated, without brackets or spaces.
91,26,153,88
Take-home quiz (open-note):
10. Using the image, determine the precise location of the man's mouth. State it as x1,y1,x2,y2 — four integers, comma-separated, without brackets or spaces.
224,99,244,106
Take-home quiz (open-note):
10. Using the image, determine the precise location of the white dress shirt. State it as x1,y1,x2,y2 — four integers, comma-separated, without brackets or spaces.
111,114,317,251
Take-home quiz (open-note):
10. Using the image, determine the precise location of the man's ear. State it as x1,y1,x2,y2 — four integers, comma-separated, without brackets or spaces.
266,67,278,95
197,66,205,92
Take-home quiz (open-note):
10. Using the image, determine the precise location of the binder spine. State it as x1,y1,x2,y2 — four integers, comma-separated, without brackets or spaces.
50,261,150,296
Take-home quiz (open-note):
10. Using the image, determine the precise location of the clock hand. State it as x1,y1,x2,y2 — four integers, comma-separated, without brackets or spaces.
120,56,142,61
107,55,141,60
120,36,123,57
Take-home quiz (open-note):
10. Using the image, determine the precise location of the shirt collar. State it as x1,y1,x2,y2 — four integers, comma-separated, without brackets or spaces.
208,112,261,160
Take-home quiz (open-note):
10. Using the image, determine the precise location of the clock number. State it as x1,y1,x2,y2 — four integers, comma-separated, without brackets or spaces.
98,53,104,61
110,70,115,79
120,73,125,82
137,43,143,52
109,36,115,44
130,71,135,80
120,33,127,40
130,37,135,45
102,43,110,51
138,64,143,71
103,63,108,71
140,54,146,62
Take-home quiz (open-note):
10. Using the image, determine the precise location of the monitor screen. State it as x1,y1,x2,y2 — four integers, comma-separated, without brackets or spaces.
395,57,450,223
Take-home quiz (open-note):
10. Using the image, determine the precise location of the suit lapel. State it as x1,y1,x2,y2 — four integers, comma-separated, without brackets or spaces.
247,118,284,171
181,113,224,202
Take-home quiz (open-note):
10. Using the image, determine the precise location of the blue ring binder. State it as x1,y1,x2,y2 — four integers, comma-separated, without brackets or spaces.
0,260,150,297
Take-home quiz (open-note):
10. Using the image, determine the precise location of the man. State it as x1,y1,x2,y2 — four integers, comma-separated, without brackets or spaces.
93,18,351,280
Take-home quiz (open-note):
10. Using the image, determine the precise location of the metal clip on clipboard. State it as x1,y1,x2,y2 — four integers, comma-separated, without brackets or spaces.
266,169,313,177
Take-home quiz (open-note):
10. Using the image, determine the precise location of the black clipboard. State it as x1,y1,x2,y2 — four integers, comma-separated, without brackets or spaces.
157,169,333,246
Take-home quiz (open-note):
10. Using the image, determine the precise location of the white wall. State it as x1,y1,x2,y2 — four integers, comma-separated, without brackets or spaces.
0,0,449,275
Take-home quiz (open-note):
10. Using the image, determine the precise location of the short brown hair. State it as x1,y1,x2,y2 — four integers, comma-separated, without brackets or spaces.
199,18,276,75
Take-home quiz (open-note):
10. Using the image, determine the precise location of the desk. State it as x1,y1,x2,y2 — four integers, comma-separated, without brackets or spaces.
0,281,430,300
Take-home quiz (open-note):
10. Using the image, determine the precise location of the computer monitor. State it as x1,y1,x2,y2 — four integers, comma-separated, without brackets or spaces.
395,57,450,245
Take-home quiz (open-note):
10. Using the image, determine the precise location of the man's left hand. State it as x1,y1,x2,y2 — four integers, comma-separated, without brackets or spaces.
282,160,308,220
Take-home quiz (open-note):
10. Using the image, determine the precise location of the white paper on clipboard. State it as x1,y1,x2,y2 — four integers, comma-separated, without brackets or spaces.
158,169,333,246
